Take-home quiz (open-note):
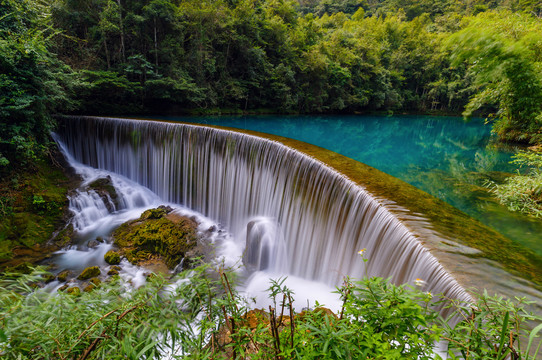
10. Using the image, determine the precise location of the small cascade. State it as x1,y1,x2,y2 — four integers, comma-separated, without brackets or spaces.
243,217,287,272
69,189,114,232
51,136,229,279
55,116,472,312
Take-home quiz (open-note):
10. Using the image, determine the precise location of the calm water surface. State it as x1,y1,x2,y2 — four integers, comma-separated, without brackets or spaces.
151,114,541,256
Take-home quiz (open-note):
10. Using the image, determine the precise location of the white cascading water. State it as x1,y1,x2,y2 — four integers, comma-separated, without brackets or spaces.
51,136,228,287
55,116,472,313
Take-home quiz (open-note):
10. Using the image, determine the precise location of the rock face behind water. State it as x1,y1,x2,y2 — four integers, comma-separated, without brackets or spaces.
112,206,199,269
87,176,118,212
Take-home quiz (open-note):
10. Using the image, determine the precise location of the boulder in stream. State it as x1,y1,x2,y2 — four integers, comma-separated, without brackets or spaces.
112,206,200,269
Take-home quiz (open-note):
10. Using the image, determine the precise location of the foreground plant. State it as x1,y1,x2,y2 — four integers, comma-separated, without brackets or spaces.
441,291,541,360
0,266,540,359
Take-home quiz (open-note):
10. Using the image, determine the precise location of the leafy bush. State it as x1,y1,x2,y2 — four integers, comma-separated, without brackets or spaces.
0,265,540,359
488,151,542,217
441,291,541,360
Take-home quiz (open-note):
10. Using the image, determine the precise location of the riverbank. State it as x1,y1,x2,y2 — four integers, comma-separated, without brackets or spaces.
0,146,79,270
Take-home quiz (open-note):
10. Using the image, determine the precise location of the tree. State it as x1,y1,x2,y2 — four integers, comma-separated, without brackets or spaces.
0,0,73,169
447,11,542,144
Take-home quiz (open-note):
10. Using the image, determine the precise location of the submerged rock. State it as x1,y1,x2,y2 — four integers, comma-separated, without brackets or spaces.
77,266,101,280
112,206,200,269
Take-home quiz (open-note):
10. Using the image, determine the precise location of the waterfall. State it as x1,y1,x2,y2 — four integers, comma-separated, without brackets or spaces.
55,116,470,307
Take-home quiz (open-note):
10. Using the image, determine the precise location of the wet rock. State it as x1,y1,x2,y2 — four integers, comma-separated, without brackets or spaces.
90,277,101,286
57,284,69,292
140,207,171,220
87,240,100,248
104,250,120,265
88,236,105,248
54,224,74,248
83,284,95,292
157,205,173,212
66,287,81,296
107,265,121,276
112,206,199,269
42,273,56,284
77,266,101,280
57,270,71,282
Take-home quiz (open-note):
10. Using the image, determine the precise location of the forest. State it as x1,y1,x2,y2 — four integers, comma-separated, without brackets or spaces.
2,0,542,172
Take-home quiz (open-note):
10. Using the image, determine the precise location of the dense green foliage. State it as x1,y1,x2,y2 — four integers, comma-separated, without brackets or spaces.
45,0,542,138
2,0,542,170
0,265,541,359
488,151,542,217
0,0,73,169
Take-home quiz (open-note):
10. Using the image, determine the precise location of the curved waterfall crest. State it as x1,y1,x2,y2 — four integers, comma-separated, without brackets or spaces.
56,116,471,305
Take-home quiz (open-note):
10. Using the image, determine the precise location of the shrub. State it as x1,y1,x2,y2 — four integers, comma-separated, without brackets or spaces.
0,266,540,359
488,151,542,217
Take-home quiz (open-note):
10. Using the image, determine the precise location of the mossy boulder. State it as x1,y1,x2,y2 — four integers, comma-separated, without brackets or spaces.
57,270,71,282
66,287,81,296
107,265,121,276
77,266,101,280
104,250,120,265
112,206,199,269
42,272,56,284
83,284,95,292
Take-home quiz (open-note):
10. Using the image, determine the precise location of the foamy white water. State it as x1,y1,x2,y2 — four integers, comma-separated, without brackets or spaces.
54,116,472,318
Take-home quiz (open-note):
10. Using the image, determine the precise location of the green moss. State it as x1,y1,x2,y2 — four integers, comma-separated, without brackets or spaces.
107,266,121,276
66,287,81,296
90,277,101,286
113,207,198,269
140,207,168,220
104,250,120,265
0,153,73,268
57,270,70,282
77,266,101,280
42,273,56,284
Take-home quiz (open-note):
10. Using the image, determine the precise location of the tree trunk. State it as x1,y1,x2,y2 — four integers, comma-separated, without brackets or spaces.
116,0,126,62
104,36,111,70
154,17,158,74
